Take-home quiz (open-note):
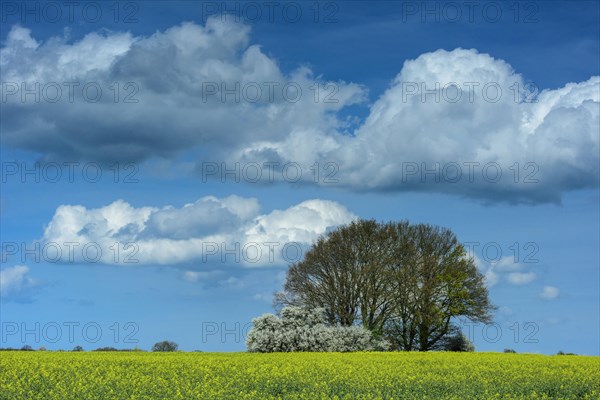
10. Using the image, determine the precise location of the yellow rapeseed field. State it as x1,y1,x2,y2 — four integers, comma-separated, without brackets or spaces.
0,351,598,399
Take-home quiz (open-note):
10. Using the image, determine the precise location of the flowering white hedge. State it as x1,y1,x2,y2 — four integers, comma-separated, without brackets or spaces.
246,306,390,352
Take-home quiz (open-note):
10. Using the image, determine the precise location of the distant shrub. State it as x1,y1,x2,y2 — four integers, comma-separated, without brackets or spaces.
152,341,179,352
72,346,84,352
504,348,517,353
93,347,118,352
557,351,577,356
439,331,475,352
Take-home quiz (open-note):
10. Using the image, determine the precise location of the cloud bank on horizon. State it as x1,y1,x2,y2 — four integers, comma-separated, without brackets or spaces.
1,18,598,204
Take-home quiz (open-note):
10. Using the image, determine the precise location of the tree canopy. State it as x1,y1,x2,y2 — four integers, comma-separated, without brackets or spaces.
152,341,179,352
275,219,494,351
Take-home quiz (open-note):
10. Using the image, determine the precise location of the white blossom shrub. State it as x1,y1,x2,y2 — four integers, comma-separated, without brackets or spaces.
246,306,390,352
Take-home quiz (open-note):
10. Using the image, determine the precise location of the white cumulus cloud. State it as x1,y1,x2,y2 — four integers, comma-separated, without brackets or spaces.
0,20,364,163
237,49,599,203
490,256,524,272
539,286,560,300
507,272,536,285
37,196,356,266
0,265,38,300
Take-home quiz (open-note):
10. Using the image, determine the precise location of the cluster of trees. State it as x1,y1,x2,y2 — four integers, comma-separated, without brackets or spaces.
92,347,146,352
0,345,37,351
0,341,179,352
260,219,495,352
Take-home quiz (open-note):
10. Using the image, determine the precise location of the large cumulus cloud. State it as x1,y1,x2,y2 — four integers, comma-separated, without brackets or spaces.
34,196,356,266
0,20,365,162
1,19,598,204
241,49,599,203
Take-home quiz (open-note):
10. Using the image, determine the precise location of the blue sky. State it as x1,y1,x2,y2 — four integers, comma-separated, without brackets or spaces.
0,1,598,355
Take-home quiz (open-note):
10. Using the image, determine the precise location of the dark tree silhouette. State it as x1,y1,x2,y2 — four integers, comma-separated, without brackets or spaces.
152,341,178,352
